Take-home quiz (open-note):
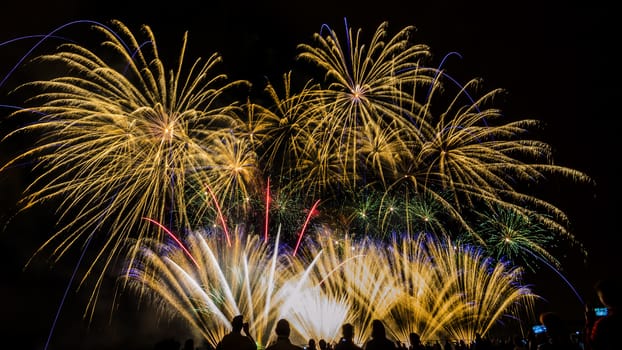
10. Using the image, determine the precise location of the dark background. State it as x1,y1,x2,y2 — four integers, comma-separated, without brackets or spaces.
1,1,619,349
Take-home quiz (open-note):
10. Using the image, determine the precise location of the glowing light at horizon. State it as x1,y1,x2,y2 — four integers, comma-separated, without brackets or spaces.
122,227,536,348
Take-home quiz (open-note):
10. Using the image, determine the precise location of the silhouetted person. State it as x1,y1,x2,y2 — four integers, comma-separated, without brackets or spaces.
266,318,304,350
471,333,491,350
531,326,550,350
307,338,318,350
408,332,425,350
334,323,362,350
364,319,396,350
216,315,256,350
154,337,181,350
537,311,580,350
183,338,195,350
319,339,329,350
585,278,621,350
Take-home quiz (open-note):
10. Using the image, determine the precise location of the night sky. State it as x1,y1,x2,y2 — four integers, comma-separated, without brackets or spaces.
0,1,619,349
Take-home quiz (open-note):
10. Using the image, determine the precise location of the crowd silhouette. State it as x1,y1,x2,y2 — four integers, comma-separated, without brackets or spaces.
148,277,621,350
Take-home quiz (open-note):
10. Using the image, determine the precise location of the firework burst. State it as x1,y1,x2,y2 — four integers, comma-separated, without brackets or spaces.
467,206,560,272
293,20,436,190
410,74,592,243
0,20,253,314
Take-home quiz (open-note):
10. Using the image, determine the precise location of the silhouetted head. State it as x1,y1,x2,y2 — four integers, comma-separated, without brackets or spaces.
231,315,244,331
319,339,327,350
539,312,567,337
183,338,194,350
342,323,354,340
371,319,386,339
595,278,621,308
275,318,291,337
409,332,421,345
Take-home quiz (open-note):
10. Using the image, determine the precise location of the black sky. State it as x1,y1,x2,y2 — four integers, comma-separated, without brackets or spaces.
1,1,619,349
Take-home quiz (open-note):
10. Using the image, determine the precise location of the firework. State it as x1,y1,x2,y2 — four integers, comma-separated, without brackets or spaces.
263,20,592,250
123,227,536,347
0,20,254,314
123,228,290,347
383,233,536,343
465,206,560,272
406,73,592,242
293,20,435,192
0,18,591,333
